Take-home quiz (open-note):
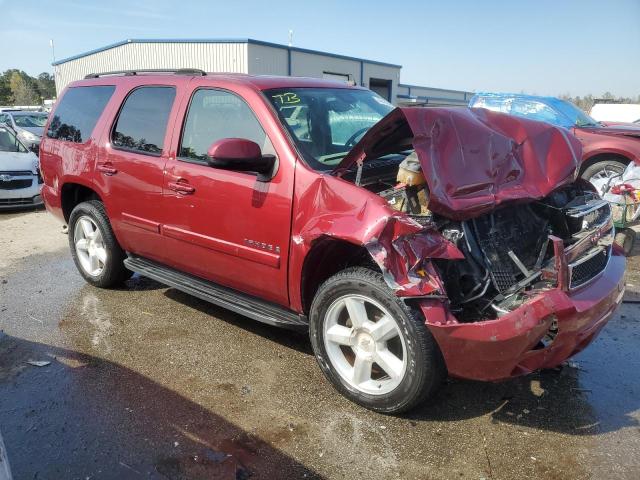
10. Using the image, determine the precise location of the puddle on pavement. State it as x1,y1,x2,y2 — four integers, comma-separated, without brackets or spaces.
1,248,639,478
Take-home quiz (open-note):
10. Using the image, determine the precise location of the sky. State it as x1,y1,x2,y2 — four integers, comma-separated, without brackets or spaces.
1,0,639,97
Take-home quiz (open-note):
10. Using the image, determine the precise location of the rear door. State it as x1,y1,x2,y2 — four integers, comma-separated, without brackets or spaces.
161,87,295,306
95,81,181,262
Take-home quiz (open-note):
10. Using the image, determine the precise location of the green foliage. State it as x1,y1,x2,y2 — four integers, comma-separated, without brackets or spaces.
0,70,56,106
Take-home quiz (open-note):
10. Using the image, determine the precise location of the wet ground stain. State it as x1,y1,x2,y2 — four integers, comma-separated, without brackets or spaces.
0,211,639,479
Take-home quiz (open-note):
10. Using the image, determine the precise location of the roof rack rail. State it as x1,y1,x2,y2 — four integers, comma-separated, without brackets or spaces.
84,68,207,79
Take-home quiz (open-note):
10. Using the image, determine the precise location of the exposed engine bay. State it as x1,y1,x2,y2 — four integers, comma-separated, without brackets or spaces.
357,155,614,323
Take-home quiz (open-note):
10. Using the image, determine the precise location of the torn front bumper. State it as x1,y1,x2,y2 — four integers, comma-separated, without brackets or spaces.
418,250,625,381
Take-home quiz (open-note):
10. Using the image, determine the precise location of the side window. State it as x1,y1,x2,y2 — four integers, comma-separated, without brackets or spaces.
47,86,115,143
470,96,512,113
112,86,176,156
179,89,273,162
0,114,7,124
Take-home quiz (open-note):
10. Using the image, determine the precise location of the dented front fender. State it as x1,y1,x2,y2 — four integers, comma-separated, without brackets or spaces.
288,171,462,311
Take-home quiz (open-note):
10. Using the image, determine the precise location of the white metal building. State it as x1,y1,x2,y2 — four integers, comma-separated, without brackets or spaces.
52,38,471,106
396,84,472,106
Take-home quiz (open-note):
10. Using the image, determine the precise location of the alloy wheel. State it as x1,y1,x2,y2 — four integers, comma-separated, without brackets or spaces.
73,215,107,277
589,165,624,185
323,294,407,395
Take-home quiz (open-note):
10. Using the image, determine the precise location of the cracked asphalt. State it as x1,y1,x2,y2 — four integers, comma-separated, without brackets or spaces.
1,209,639,479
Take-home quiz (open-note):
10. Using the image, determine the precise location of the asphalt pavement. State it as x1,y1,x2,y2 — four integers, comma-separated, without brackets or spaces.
0,210,639,479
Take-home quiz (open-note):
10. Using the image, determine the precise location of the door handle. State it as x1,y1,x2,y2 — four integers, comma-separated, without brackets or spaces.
97,163,118,176
168,180,196,195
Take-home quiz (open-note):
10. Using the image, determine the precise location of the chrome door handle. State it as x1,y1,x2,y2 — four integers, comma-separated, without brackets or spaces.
168,180,195,195
97,163,118,176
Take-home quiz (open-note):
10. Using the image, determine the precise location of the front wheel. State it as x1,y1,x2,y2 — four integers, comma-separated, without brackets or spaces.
581,159,626,188
68,200,132,288
309,267,446,413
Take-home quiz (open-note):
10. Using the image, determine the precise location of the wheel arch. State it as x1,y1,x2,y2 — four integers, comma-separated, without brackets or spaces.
300,236,378,315
61,182,103,223
580,152,631,174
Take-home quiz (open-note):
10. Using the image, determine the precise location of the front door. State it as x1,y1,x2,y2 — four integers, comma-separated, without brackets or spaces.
162,88,294,306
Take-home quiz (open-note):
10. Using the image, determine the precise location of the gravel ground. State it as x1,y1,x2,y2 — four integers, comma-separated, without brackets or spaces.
0,209,639,479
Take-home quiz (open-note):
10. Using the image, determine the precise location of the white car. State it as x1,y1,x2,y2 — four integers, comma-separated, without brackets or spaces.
0,111,48,151
590,103,640,124
0,123,43,209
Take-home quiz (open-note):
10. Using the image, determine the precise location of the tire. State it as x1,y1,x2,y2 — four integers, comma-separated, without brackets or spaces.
68,200,132,288
615,228,635,256
581,159,626,185
309,267,446,413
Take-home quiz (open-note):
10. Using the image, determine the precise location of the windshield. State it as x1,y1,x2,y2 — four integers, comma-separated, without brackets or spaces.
266,88,394,169
13,113,48,128
552,99,600,127
0,126,27,153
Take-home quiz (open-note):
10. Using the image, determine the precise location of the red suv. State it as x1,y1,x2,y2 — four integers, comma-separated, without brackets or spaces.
40,71,625,413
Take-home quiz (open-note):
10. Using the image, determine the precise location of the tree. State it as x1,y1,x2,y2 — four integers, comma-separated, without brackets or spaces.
36,72,56,99
0,69,57,106
0,73,10,105
8,71,40,105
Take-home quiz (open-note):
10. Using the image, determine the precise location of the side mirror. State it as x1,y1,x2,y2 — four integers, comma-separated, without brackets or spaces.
207,138,275,182
29,144,40,156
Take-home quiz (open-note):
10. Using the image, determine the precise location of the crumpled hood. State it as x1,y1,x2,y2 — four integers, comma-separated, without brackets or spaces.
334,107,582,220
0,150,38,173
579,124,640,138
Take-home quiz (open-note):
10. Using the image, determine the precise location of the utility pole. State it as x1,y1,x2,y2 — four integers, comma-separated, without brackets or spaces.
49,39,56,65
49,39,56,99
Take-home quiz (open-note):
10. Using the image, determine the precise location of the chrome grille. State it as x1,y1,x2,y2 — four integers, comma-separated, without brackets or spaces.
0,170,32,176
569,246,610,289
0,178,32,190
0,198,35,206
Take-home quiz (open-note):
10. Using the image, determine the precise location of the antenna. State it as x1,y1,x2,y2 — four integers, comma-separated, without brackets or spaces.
288,30,294,47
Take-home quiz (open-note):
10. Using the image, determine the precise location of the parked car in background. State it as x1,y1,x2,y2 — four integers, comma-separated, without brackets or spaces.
0,111,48,152
40,73,624,413
469,93,640,183
0,123,43,209
590,103,640,124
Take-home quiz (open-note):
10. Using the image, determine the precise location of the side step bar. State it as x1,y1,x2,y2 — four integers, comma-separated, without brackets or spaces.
124,255,308,331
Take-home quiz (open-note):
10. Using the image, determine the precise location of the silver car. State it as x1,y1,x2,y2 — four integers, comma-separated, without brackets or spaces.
0,123,43,209
0,111,48,151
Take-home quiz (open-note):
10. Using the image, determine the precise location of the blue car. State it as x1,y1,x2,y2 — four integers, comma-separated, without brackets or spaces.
468,93,599,129
469,93,640,183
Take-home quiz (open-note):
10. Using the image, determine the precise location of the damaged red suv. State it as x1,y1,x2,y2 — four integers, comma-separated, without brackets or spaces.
40,72,625,413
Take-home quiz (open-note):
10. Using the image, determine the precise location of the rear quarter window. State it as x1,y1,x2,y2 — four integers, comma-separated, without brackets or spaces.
47,86,115,143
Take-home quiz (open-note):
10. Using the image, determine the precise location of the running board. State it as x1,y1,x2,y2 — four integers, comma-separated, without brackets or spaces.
124,255,308,331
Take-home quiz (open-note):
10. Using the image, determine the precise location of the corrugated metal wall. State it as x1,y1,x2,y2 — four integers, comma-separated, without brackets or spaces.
53,40,471,107
247,43,288,76
290,51,363,83
54,42,248,93
363,63,400,102
397,84,472,106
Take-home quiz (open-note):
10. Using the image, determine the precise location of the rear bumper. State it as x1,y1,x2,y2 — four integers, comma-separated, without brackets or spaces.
420,251,625,381
41,184,64,220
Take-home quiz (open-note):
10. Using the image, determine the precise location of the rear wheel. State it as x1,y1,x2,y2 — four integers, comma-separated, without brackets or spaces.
309,267,446,413
68,200,132,287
